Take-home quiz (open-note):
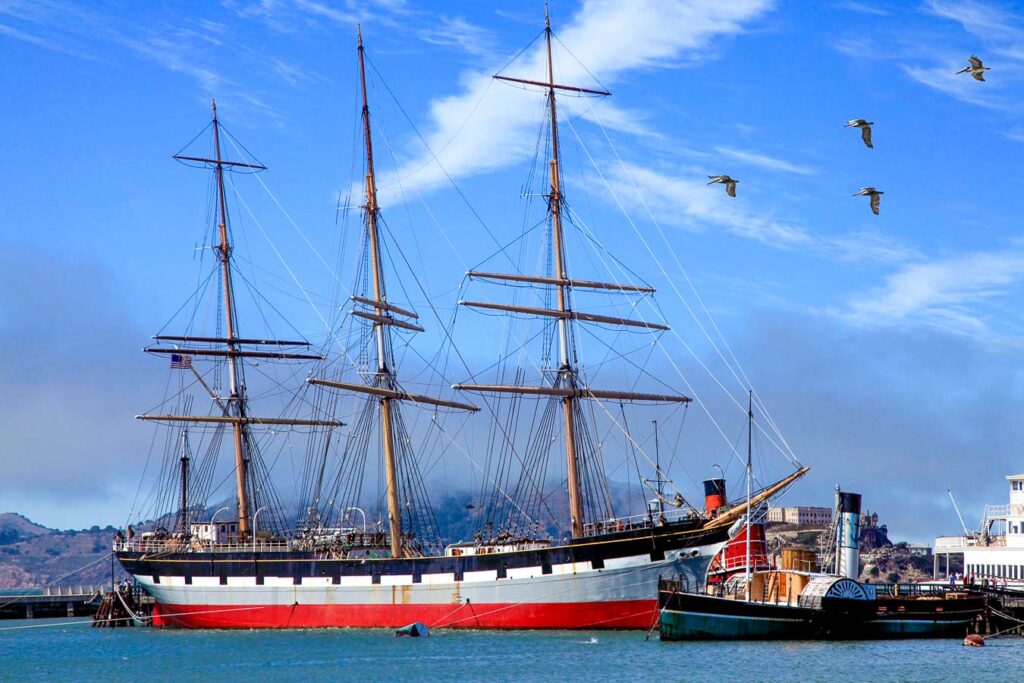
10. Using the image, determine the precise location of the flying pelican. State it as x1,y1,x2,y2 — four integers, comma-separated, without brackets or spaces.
853,187,884,215
844,118,874,148
708,175,738,197
955,55,990,81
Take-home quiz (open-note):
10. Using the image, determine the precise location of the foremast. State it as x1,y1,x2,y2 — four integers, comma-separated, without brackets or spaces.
307,28,478,559
137,101,343,539
456,7,690,539
211,101,251,535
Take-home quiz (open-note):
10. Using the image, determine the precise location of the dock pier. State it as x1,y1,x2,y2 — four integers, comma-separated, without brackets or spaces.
0,586,103,620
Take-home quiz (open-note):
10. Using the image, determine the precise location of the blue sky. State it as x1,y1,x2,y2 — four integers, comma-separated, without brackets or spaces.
3,0,1024,542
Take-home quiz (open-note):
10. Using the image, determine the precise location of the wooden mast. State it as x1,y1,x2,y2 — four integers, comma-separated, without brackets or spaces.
211,100,252,536
546,4,583,538
357,27,404,559
139,105,345,541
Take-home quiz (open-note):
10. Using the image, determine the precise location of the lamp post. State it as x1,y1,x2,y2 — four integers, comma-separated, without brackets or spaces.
210,506,230,544
344,507,367,534
253,506,268,552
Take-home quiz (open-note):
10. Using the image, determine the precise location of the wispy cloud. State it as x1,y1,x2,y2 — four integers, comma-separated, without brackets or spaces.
715,146,815,175
0,0,340,122
228,0,408,34
1003,126,1024,142
925,0,1024,44
901,0,1024,109
831,36,878,59
594,162,915,263
843,249,1024,334
417,16,497,60
0,20,97,60
374,0,775,195
838,2,890,17
902,62,1004,109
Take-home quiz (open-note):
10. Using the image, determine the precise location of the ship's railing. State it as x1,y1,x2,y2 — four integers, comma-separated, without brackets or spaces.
715,552,770,573
982,504,1024,519
114,538,293,554
581,507,695,537
870,583,957,598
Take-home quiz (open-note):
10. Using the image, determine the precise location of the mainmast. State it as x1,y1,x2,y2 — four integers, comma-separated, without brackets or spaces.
307,28,479,559
358,26,402,559
456,6,690,540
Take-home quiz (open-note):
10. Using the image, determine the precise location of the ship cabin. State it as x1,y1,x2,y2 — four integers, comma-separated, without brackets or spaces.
934,473,1024,584
189,521,240,544
444,539,552,557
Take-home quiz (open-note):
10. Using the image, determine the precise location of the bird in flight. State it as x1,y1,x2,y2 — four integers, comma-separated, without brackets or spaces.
844,119,874,148
955,55,990,81
853,187,884,215
708,175,738,197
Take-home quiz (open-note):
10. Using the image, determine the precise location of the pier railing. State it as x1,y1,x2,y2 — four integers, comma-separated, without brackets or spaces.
0,585,102,598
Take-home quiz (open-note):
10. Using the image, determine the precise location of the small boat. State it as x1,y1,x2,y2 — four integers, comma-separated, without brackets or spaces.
395,622,429,637
659,487,987,640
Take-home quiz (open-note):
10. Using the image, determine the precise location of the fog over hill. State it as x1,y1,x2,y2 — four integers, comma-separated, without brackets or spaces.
0,479,654,588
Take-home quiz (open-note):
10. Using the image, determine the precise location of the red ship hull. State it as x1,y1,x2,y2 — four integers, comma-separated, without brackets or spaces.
152,598,658,629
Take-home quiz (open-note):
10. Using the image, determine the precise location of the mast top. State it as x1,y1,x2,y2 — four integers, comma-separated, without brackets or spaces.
492,7,610,97
211,98,217,117
357,23,362,47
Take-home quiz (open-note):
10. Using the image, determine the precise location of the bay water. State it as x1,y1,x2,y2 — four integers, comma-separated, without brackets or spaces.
0,618,1019,681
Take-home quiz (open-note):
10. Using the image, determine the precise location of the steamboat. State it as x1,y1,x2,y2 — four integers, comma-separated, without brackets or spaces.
660,486,986,640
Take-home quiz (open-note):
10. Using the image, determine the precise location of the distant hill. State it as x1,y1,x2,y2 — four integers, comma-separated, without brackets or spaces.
0,513,126,589
0,513,49,545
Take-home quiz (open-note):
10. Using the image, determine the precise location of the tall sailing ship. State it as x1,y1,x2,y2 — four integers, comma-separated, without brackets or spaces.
115,11,806,629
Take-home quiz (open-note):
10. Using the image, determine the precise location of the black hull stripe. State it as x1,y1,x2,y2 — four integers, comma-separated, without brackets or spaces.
119,523,726,580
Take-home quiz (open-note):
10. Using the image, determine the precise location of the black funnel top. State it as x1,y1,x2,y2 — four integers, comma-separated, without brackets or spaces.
837,491,861,515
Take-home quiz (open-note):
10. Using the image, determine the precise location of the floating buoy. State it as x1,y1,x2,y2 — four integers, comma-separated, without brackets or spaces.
395,622,429,637
963,633,985,647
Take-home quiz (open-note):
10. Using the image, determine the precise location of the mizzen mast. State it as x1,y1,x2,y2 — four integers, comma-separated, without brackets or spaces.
457,6,688,540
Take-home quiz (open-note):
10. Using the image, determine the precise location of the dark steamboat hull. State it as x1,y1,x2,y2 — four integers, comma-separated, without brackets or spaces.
658,586,985,640
117,522,726,629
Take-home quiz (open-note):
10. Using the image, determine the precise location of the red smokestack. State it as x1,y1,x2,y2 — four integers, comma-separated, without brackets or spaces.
703,478,727,517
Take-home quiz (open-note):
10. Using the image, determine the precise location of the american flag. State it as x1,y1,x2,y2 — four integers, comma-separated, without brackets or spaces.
170,353,193,370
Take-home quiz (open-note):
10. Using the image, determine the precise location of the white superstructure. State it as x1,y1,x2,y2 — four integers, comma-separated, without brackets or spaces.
934,473,1024,583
